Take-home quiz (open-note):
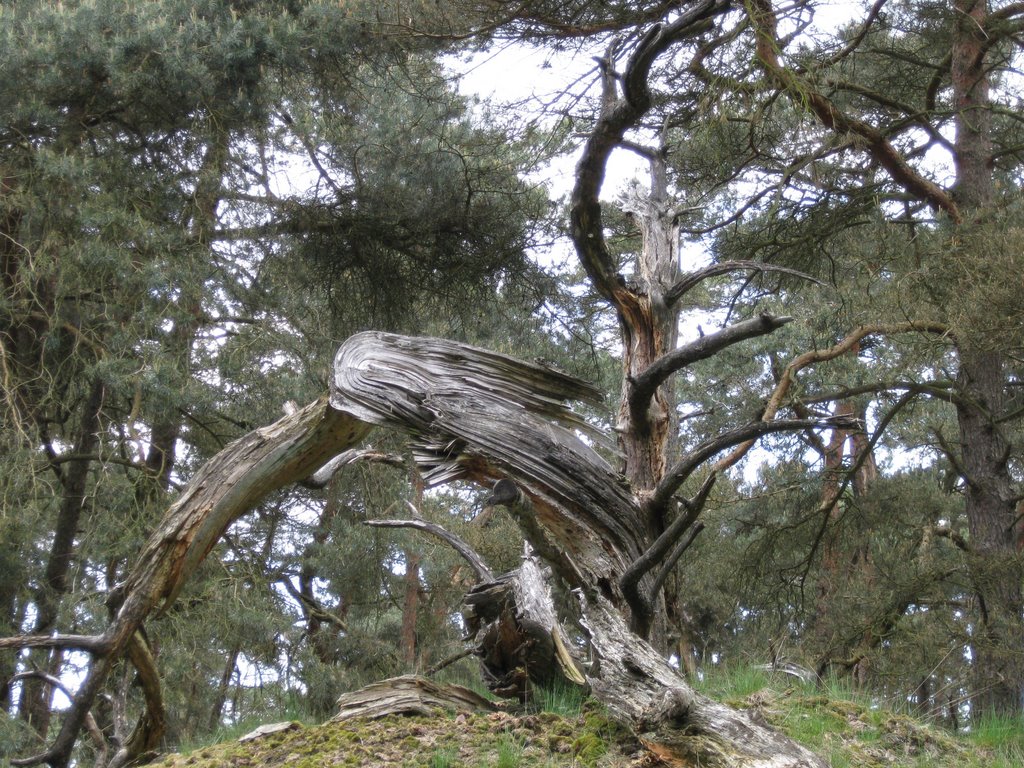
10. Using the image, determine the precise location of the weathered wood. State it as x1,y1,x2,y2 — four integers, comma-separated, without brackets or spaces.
330,333,826,767
462,546,587,700
25,398,370,768
238,721,302,742
121,397,370,614
332,675,496,721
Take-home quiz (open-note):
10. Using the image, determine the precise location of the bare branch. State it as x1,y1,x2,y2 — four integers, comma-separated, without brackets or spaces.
811,0,891,70
7,672,106,765
648,522,705,601
795,380,958,407
426,647,476,675
35,398,371,768
665,260,824,307
629,313,793,429
621,473,717,614
933,428,977,490
366,518,494,583
302,448,405,488
934,525,971,553
278,577,349,632
109,632,165,768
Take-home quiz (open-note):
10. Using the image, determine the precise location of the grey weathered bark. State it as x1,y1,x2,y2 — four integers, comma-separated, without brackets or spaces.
333,675,496,721
8,397,369,768
365,514,582,697
6,331,833,768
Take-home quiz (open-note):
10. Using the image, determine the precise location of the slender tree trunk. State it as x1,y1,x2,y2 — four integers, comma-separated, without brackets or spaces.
400,551,421,668
950,0,1024,718
208,646,240,732
812,399,878,680
401,471,426,668
20,378,105,735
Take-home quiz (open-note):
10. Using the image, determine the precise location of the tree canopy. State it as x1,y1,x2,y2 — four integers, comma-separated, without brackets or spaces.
2,1,1024,767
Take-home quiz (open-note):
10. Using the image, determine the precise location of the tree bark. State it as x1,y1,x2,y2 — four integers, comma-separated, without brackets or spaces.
949,0,1024,717
811,398,878,682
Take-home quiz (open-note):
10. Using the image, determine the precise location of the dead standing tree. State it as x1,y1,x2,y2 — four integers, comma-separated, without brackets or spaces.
1,6,843,767
3,330,858,768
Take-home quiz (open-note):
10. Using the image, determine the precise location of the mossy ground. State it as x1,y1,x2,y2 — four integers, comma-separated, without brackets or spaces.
151,705,644,768
150,673,1023,768
705,667,1024,768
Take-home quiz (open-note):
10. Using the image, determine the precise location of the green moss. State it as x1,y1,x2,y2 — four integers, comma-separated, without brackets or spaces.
146,671,1013,768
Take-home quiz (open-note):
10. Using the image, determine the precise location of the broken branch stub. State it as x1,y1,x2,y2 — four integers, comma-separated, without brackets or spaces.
331,332,644,587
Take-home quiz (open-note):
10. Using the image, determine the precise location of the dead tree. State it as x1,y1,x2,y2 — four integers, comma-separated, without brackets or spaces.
2,331,848,768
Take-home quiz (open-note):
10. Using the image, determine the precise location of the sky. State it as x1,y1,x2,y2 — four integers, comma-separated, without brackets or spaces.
447,2,861,199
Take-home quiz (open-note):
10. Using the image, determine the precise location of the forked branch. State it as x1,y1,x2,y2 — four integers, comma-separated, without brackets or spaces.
570,0,726,307
629,313,793,428
665,260,823,306
714,322,950,472
648,415,863,517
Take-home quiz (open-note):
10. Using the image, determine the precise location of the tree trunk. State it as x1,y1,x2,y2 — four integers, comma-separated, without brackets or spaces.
956,348,1023,716
812,399,878,680
20,378,105,736
950,0,1024,718
208,647,240,732
401,470,428,669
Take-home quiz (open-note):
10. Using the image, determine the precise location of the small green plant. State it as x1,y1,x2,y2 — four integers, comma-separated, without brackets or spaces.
494,731,524,768
428,747,458,768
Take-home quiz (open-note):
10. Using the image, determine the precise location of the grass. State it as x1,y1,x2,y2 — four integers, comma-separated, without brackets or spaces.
692,663,773,701
531,680,588,717
495,731,525,768
690,663,1024,768
964,714,1024,768
428,747,458,768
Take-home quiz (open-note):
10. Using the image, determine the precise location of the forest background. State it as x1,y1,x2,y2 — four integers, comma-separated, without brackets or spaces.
2,0,1023,766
